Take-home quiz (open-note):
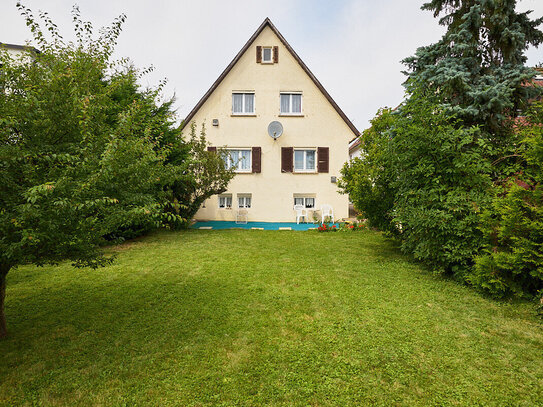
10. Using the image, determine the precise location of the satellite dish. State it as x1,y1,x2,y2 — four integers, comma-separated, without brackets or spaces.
268,121,283,140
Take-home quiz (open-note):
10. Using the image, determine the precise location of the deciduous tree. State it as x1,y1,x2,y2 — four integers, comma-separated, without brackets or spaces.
0,4,185,338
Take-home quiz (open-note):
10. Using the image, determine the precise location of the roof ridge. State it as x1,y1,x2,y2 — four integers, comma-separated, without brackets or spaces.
182,18,359,136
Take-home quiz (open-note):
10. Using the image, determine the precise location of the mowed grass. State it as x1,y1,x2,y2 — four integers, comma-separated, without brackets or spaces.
1,230,542,406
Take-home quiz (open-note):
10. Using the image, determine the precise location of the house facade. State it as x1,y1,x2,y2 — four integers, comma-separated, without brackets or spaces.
184,19,359,223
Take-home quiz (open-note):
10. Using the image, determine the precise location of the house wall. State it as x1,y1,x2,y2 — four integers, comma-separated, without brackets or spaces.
3,45,33,63
349,145,362,160
187,26,353,222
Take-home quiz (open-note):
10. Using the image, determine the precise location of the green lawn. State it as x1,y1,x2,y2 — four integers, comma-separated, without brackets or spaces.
1,230,542,406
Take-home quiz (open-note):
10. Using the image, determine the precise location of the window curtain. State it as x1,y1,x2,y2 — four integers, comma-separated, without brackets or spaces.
244,94,254,113
280,94,290,113
306,150,315,169
239,197,252,208
230,150,239,169
294,150,304,170
240,150,251,170
232,94,243,113
292,94,302,113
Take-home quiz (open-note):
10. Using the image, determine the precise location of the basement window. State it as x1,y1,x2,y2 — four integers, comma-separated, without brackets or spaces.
293,196,315,209
238,194,252,208
218,194,232,209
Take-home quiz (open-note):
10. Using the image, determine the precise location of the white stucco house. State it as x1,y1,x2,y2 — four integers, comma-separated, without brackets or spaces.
183,18,359,223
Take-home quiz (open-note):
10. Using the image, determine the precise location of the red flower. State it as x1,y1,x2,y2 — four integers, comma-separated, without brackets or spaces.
350,225,354,229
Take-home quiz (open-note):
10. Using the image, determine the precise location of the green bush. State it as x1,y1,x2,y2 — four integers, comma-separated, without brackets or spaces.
391,94,493,277
339,108,398,234
472,102,543,298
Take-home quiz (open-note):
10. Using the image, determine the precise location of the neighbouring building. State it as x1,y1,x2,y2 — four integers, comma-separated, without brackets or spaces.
348,137,362,160
0,42,36,61
183,18,359,223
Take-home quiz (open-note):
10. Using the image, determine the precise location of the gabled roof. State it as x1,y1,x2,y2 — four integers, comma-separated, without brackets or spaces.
182,18,359,136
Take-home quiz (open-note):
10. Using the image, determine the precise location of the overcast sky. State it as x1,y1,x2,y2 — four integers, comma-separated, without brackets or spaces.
2,0,542,130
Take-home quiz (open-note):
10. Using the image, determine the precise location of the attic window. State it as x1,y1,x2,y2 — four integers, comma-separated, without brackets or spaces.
256,46,278,64
262,47,273,63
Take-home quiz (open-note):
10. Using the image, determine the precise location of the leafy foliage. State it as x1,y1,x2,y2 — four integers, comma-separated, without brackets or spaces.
339,108,398,233
341,1,543,299
391,93,492,276
473,101,543,297
166,122,235,227
0,4,187,336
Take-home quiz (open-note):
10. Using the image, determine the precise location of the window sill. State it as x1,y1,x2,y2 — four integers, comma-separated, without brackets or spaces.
293,171,317,174
233,171,253,174
279,114,304,117
231,114,257,117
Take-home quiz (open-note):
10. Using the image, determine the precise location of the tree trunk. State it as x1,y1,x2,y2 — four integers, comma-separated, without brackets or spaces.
0,264,10,339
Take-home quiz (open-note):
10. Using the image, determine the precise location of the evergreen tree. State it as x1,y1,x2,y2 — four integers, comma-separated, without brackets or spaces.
403,0,543,134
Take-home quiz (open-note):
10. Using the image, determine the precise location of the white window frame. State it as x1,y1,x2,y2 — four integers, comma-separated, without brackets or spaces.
280,92,303,115
262,47,274,63
224,149,252,173
293,149,316,173
238,194,252,209
232,92,255,115
293,196,315,209
218,194,232,209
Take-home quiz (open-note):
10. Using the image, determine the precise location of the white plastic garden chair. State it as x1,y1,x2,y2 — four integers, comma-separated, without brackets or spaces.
321,204,334,224
236,208,248,224
294,204,308,224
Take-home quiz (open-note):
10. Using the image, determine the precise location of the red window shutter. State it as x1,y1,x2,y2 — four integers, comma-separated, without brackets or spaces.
273,46,279,63
252,147,261,173
317,147,329,173
256,46,262,63
281,147,293,172
207,146,216,153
